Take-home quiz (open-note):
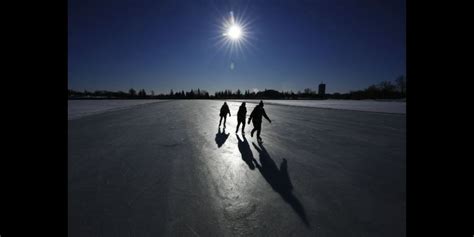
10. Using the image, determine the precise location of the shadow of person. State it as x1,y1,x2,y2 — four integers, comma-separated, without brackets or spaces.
215,127,229,148
236,134,255,170
252,142,310,227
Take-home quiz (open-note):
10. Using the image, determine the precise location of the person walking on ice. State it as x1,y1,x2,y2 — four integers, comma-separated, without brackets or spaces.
236,102,247,134
248,100,271,143
219,102,231,128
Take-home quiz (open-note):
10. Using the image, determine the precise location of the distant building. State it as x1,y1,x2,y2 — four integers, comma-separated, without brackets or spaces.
318,82,326,97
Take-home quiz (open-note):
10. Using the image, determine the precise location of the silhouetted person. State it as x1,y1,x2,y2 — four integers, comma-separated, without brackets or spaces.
248,100,271,142
235,102,247,134
236,134,255,170
215,127,229,148
219,102,231,128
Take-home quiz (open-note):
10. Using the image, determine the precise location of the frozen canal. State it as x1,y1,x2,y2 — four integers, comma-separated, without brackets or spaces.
68,99,166,120
68,100,406,236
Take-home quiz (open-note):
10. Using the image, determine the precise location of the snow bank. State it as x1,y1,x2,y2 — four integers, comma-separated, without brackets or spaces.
233,99,406,114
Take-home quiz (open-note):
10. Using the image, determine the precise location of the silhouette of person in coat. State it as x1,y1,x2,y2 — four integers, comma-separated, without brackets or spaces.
235,102,247,133
219,102,231,128
248,100,271,142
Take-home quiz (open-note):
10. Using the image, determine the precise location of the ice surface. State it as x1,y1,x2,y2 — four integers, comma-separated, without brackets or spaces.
69,99,406,120
68,100,166,120
233,99,406,114
69,100,405,237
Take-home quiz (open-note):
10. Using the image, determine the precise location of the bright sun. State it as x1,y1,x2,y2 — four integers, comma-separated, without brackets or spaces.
227,24,242,40
217,10,252,58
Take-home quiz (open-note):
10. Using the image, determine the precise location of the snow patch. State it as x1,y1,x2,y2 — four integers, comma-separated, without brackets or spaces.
233,99,406,114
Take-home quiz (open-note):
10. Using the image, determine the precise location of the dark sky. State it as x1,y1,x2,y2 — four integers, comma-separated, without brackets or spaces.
68,0,405,94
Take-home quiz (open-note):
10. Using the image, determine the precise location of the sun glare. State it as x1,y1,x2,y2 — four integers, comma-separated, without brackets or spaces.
215,10,254,61
227,24,242,40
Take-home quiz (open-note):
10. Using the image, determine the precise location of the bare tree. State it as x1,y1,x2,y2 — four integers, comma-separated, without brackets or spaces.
395,75,406,96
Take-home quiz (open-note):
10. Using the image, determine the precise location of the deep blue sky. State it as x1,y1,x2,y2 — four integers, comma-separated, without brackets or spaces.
68,0,405,94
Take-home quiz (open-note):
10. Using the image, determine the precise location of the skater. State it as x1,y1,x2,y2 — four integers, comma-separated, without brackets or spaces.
248,100,271,143
219,102,231,128
235,102,247,134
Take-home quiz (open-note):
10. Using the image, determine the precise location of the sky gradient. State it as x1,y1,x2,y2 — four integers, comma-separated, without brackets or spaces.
68,0,405,94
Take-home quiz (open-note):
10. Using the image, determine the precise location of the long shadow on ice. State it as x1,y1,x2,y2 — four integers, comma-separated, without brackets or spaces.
236,134,255,170
215,127,229,148
252,142,310,227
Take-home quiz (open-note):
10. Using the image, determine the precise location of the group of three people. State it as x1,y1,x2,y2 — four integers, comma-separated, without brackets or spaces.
219,100,271,143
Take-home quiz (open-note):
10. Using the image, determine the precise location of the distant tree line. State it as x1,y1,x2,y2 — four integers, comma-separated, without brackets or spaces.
69,75,406,100
213,89,324,99
330,75,406,100
68,88,211,99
